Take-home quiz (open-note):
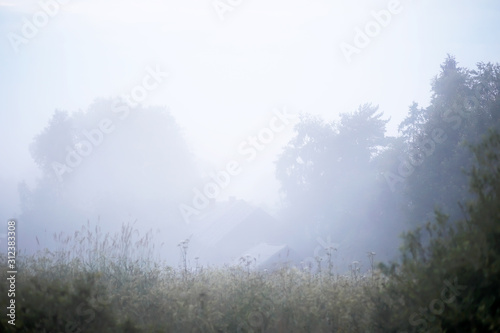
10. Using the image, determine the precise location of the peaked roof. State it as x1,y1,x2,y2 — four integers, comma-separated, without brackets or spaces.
235,243,288,267
189,199,257,247
187,198,283,265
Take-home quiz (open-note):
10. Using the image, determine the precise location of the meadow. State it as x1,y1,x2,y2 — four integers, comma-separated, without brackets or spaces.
2,130,500,333
0,216,487,333
1,222,385,332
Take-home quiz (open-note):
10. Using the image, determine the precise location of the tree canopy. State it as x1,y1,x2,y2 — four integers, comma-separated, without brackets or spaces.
21,99,199,253
276,56,500,264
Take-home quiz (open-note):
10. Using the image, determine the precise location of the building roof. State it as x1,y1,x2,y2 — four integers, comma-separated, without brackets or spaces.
235,243,289,267
187,198,282,265
189,199,256,247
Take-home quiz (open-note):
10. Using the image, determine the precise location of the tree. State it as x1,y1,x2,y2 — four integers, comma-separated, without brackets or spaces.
374,129,500,332
395,56,500,227
20,99,199,255
276,104,400,262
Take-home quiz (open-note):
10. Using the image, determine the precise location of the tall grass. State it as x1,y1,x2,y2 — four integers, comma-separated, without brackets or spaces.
1,221,387,332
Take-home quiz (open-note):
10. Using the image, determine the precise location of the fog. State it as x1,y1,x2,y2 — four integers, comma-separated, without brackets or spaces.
1,0,499,270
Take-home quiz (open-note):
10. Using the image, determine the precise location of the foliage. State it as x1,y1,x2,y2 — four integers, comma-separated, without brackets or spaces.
3,130,499,332
7,55,500,332
275,56,500,268
275,104,402,263
20,98,199,253
374,129,500,332
1,222,384,333
397,55,500,226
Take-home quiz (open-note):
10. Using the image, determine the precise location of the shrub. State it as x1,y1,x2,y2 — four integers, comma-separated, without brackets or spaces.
373,130,500,332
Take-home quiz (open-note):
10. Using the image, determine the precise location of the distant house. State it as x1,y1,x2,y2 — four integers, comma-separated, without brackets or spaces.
187,198,287,267
234,242,299,269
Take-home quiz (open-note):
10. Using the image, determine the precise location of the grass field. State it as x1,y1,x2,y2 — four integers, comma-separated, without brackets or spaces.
0,222,397,333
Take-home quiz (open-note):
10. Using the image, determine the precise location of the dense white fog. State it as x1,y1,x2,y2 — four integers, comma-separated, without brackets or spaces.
1,0,500,270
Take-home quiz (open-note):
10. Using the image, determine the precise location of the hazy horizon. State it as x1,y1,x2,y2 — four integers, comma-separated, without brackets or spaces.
1,0,500,266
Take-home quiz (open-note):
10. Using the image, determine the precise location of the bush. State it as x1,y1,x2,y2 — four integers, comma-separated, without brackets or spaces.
374,130,500,332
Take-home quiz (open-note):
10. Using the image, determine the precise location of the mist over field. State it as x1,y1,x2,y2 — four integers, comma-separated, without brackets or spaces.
1,1,500,332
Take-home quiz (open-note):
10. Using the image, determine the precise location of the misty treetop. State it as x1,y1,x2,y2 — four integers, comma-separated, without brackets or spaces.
22,99,199,254
275,56,500,263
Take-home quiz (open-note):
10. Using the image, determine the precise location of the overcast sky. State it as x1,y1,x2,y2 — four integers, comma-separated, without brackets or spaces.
1,0,500,220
